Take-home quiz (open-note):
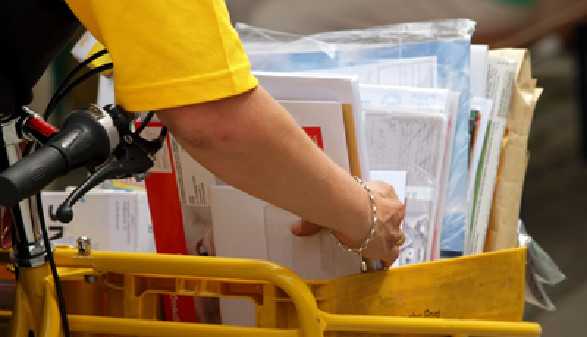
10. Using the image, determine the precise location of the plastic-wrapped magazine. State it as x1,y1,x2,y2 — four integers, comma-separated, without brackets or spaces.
237,19,475,256
360,85,457,263
363,106,449,264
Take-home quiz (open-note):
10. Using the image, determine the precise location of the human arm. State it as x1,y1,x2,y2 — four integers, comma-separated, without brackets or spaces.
59,0,405,264
155,85,405,264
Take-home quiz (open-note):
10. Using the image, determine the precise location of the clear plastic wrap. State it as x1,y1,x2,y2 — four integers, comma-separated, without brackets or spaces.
359,85,456,264
237,19,476,256
363,106,448,265
519,220,566,311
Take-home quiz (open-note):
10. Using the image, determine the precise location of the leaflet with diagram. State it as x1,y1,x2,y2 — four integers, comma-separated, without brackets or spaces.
360,85,464,264
363,106,449,265
470,45,489,98
467,56,517,255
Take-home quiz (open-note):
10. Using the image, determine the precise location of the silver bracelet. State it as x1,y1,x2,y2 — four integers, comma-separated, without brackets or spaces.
328,176,377,257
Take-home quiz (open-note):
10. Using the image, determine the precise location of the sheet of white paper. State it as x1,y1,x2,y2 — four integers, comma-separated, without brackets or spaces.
210,186,268,260
264,204,360,279
279,100,350,172
369,170,407,203
364,108,447,264
169,136,216,207
42,190,154,252
211,185,361,278
360,85,459,261
364,109,446,185
470,45,489,98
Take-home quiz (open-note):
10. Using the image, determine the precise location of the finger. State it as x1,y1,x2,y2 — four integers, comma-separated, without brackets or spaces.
383,245,400,268
290,220,322,236
388,204,406,229
385,229,406,250
395,231,406,246
396,203,406,223
375,181,399,200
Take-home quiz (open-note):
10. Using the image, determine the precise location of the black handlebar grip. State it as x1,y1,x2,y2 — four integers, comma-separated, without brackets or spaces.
0,146,67,206
0,106,117,207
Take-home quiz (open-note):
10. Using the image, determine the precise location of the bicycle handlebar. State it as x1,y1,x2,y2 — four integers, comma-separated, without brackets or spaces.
0,105,119,206
0,146,67,206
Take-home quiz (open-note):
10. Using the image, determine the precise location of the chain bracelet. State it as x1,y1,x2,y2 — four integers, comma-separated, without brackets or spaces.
328,176,377,257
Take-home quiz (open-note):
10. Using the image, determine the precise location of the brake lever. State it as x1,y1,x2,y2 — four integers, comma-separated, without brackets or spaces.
50,107,165,223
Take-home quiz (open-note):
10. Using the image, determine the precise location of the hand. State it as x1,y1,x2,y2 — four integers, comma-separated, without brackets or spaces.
291,181,405,267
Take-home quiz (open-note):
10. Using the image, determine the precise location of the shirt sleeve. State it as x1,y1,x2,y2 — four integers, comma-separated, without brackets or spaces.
65,0,258,111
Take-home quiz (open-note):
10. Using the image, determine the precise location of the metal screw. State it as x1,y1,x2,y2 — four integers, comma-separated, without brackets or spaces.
84,274,98,284
134,172,151,182
77,236,92,256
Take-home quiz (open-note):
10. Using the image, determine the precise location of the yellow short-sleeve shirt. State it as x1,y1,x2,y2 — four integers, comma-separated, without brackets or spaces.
64,1,258,111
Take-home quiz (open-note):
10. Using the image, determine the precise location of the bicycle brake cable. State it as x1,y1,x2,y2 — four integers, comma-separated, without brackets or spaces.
44,62,113,121
36,193,71,337
23,50,112,157
44,49,109,120
30,49,110,337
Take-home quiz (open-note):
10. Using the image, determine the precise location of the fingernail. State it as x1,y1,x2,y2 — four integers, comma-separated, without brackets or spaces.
290,221,301,234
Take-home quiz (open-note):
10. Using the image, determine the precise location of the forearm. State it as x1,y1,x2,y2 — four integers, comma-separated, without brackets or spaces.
156,86,370,243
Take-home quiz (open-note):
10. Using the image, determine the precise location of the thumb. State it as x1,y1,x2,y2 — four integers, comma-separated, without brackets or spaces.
290,220,322,236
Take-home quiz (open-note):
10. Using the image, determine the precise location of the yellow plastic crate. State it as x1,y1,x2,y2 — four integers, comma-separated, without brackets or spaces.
216,247,532,335
0,246,540,337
